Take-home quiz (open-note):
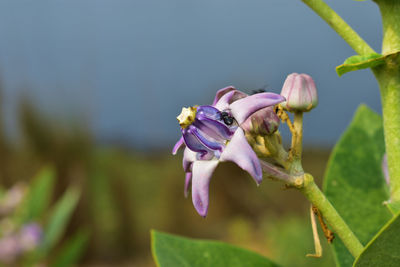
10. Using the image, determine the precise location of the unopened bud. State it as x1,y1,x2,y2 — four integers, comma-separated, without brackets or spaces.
280,73,318,112
241,106,280,136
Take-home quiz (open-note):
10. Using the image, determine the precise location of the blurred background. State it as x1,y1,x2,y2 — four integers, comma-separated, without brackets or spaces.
0,0,383,266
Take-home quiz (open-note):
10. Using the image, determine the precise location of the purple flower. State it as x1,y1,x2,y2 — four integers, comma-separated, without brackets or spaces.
280,73,318,112
18,223,42,252
173,86,285,217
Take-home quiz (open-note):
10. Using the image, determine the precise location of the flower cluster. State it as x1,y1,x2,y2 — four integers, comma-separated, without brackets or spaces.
173,86,285,216
173,73,318,217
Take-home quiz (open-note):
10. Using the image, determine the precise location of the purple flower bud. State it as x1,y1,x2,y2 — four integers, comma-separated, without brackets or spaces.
280,73,318,112
240,106,280,136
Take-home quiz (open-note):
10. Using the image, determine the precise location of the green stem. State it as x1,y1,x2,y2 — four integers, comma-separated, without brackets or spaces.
301,0,375,55
300,174,364,258
373,0,400,210
376,0,400,54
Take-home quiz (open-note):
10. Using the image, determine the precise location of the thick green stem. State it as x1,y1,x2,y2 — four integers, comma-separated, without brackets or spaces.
300,174,364,258
376,0,400,54
301,0,375,55
373,0,400,209
374,67,400,207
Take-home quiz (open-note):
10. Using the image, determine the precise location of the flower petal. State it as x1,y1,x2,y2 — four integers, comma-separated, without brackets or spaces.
184,172,192,198
214,90,236,111
182,126,211,156
172,137,184,155
194,116,235,140
192,160,219,217
229,93,285,124
197,105,220,120
183,147,197,172
219,128,262,184
212,86,236,106
192,127,225,152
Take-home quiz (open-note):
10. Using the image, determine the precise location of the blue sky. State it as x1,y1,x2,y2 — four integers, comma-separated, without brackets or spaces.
0,0,383,149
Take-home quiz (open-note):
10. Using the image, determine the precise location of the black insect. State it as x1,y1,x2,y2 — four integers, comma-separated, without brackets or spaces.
251,89,266,95
220,112,234,125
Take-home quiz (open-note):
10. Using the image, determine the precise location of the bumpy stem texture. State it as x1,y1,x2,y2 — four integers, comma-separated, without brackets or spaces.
373,0,400,208
301,0,375,55
300,174,364,258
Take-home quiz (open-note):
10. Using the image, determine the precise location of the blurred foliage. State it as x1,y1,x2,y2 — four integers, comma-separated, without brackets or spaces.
0,87,335,266
0,167,86,266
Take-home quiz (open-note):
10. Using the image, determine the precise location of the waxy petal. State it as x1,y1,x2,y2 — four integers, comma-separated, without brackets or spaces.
192,160,219,217
214,90,236,111
229,93,285,124
194,116,235,141
212,86,236,106
219,128,262,184
197,105,220,120
184,172,192,198
182,126,211,156
172,137,184,155
214,89,247,111
192,128,225,152
183,147,197,172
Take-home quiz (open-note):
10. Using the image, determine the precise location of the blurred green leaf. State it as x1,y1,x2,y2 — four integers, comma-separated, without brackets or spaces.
52,229,90,267
336,53,384,76
353,212,400,266
323,105,392,266
41,187,81,252
23,166,56,222
151,230,279,267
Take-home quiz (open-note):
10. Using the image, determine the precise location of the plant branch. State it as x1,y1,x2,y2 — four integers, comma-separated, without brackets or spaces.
299,174,364,258
301,0,375,55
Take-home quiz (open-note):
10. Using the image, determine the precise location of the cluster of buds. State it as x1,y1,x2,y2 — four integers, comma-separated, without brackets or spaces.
173,73,318,217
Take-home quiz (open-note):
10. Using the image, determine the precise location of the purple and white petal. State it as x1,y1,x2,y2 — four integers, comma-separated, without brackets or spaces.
219,128,262,184
197,105,220,120
194,116,235,140
182,126,211,156
184,172,192,198
214,90,236,111
212,86,236,106
172,137,184,155
229,92,285,124
183,147,197,172
192,128,225,152
192,160,219,217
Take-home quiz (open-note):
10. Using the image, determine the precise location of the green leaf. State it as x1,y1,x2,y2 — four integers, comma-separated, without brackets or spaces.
23,166,56,221
336,53,384,76
151,230,279,267
336,51,400,76
323,105,392,266
40,187,81,253
353,212,400,266
52,229,90,267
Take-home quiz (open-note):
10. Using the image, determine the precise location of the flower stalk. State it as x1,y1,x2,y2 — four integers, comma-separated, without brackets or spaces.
299,174,364,258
